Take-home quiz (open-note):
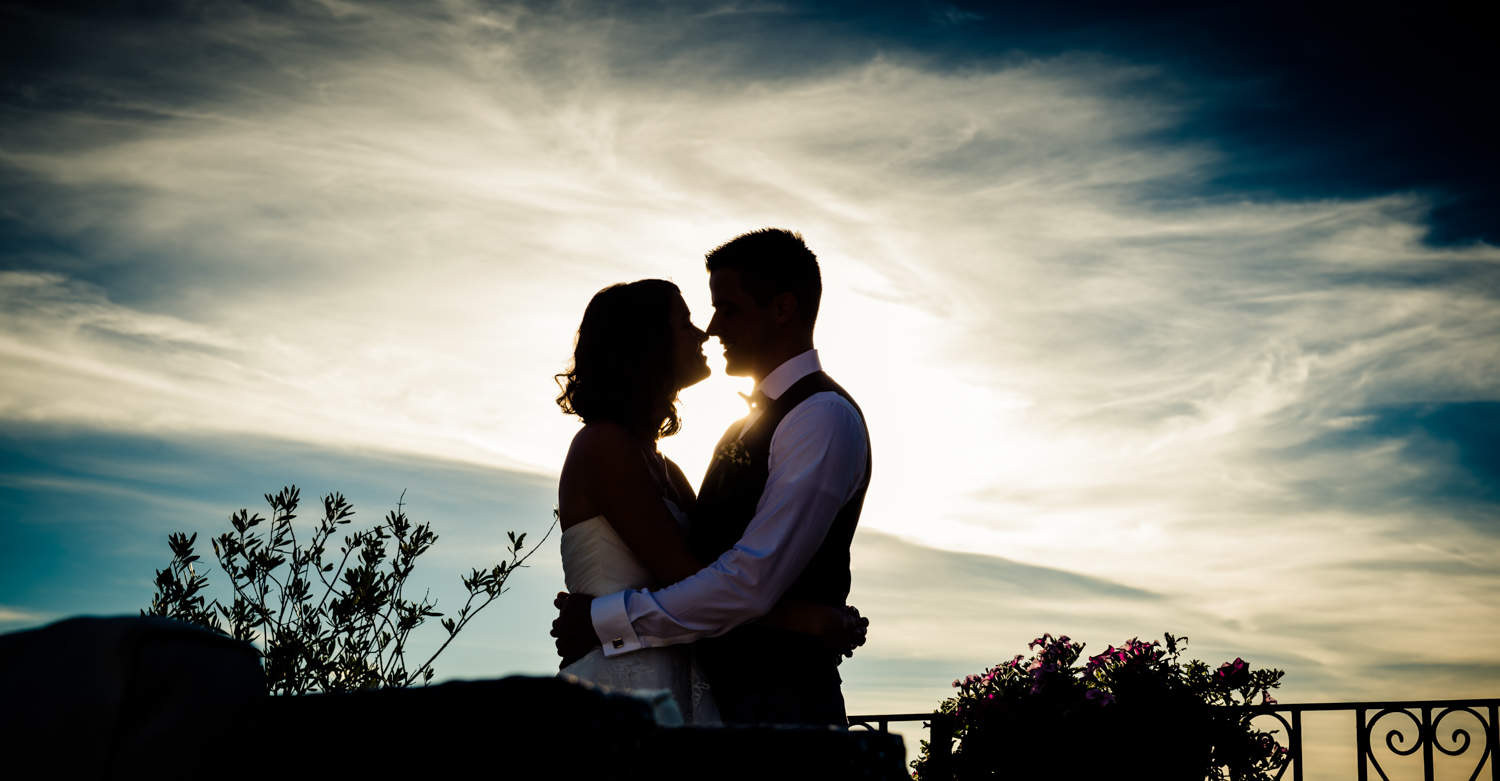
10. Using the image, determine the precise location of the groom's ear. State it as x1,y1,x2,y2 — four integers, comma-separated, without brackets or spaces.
769,290,799,325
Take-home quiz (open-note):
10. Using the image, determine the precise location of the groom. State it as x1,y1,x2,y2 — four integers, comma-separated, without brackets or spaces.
551,228,873,726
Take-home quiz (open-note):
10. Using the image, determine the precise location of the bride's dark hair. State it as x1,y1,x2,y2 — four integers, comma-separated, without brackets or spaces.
556,279,684,440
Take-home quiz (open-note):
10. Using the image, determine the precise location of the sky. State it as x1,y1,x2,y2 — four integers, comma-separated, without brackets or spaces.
2,0,1498,772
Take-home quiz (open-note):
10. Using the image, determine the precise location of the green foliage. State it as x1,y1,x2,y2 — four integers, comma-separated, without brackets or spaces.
144,485,553,695
911,633,1288,781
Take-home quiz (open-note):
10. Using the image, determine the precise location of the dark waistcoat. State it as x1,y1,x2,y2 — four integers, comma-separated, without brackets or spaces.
689,371,871,704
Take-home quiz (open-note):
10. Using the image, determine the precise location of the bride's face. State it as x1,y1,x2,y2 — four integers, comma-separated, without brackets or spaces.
669,294,711,390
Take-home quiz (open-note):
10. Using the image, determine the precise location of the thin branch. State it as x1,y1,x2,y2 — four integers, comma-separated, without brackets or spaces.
411,516,556,682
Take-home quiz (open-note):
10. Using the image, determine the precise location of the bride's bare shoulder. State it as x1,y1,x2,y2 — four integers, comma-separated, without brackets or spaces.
567,422,636,460
560,423,638,527
563,423,647,482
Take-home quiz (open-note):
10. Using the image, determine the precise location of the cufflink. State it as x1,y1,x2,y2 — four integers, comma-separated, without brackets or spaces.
612,637,624,649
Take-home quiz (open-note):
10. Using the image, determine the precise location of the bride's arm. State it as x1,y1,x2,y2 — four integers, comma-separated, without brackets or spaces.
569,423,702,584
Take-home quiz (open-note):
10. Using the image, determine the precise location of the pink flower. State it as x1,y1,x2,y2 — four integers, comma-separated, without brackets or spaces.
1217,657,1250,684
1227,658,1246,671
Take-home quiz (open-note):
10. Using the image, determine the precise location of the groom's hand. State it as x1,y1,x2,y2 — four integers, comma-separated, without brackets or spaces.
550,591,599,668
833,605,869,664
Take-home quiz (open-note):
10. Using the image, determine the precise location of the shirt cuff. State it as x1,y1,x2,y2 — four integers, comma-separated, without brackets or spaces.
590,589,643,657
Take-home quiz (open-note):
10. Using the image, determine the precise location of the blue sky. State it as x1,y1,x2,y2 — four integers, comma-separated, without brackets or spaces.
2,0,1497,767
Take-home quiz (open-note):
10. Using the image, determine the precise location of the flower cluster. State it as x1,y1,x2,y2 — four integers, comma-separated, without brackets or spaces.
913,632,1289,781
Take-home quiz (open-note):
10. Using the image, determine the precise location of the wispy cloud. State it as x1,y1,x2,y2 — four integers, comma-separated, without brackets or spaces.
694,2,793,19
0,605,49,627
928,3,982,27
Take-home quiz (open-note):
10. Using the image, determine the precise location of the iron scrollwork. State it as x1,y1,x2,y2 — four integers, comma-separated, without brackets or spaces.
1433,706,1492,781
1361,705,1495,781
849,698,1498,781
1365,707,1424,781
1249,710,1298,781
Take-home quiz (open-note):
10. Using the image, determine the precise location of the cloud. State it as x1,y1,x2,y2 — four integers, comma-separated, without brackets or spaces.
694,2,793,19
928,2,982,27
0,606,49,627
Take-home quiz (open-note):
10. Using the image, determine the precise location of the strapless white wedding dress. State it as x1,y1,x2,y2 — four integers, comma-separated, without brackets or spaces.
558,503,719,725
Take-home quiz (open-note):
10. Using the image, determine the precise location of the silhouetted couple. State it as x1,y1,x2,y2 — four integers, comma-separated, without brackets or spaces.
550,229,872,726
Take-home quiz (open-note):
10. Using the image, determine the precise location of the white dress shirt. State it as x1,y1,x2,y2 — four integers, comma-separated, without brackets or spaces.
590,349,870,655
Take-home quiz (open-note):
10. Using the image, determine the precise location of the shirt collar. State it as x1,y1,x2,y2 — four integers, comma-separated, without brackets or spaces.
755,349,821,401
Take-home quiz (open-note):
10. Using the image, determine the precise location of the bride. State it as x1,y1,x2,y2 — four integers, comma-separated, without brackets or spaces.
553,279,860,724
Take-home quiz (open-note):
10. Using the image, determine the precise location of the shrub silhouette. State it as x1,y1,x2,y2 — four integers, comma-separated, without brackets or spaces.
912,633,1288,780
144,485,552,695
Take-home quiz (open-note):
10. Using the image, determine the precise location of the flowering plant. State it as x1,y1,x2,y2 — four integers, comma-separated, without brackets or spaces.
911,633,1288,780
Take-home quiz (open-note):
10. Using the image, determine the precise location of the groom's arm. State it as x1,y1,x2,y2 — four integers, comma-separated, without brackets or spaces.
589,393,868,656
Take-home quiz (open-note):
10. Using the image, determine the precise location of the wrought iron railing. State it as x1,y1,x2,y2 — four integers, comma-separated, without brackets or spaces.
849,698,1500,781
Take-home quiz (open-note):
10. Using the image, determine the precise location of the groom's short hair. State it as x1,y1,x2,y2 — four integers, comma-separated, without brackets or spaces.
705,228,821,327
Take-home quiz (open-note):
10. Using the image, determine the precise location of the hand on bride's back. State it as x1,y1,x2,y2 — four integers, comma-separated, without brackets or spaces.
763,599,870,659
821,604,869,662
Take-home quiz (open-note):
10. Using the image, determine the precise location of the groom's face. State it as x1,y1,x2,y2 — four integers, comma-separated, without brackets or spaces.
707,269,773,379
